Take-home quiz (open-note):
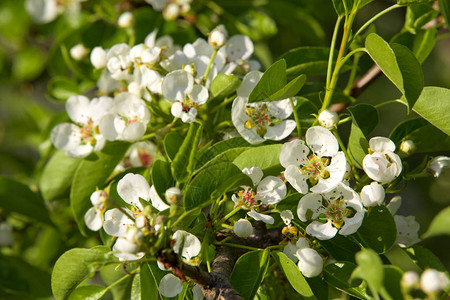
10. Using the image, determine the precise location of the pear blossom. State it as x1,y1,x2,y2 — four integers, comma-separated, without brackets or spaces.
165,187,182,204
318,109,339,129
90,47,107,69
363,137,402,183
162,69,208,123
51,95,113,158
297,183,364,240
84,190,109,231
113,227,145,261
117,173,151,211
280,210,294,225
118,11,134,28
428,156,450,177
172,230,201,263
283,238,310,263
360,182,385,207
232,167,286,224
420,269,450,294
145,0,166,11
209,25,228,49
280,126,347,194
399,139,416,156
401,271,419,289
99,92,150,141
394,215,420,248
149,185,170,211
387,195,402,215
296,247,323,278
25,0,59,24
106,43,132,80
231,71,296,144
159,274,183,297
126,141,157,168
234,219,253,238
70,44,89,61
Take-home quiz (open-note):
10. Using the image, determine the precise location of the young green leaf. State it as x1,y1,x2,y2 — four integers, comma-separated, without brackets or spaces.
271,252,315,299
40,151,81,201
398,0,435,5
279,47,334,77
357,205,397,253
164,132,184,161
413,86,450,135
323,262,371,299
407,245,447,272
439,0,450,28
422,206,450,239
210,73,241,99
352,249,384,295
140,262,160,300
46,76,81,102
70,141,129,236
233,144,283,176
230,249,270,300
248,59,287,102
365,33,424,111
151,160,175,203
68,285,107,300
171,122,202,183
382,266,404,300
0,176,53,226
412,28,437,64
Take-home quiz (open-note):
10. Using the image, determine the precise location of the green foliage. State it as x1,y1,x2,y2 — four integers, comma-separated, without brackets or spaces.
68,285,107,300
332,0,374,16
279,47,335,77
324,262,370,299
413,86,450,135
440,0,450,27
422,206,450,239
210,74,241,99
233,144,283,175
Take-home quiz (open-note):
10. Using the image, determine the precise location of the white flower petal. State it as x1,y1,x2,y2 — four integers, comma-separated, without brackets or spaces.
306,220,338,240
264,120,297,141
99,114,119,141
297,193,324,222
285,165,309,194
395,215,421,248
149,185,170,211
226,35,254,61
360,182,385,207
267,99,294,120
162,69,194,101
173,230,201,261
159,274,183,298
236,71,262,98
51,123,80,152
296,247,323,277
103,208,135,237
84,207,103,231
234,219,253,238
311,151,346,194
66,95,91,124
369,137,396,153
296,237,310,249
242,167,264,186
121,122,146,141
117,173,150,210
257,176,287,205
283,242,298,263
280,210,294,225
113,237,140,254
193,284,205,300
306,126,339,157
279,139,309,169
190,84,209,105
247,209,274,224
387,196,402,215
231,96,265,145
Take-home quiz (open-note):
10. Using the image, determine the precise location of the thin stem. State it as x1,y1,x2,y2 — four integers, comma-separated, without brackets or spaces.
214,242,260,251
289,97,302,137
203,49,218,82
374,99,402,109
350,4,401,44
326,16,343,89
217,207,241,226
141,132,156,140
344,52,362,94
338,116,352,125
210,95,236,113
221,224,234,230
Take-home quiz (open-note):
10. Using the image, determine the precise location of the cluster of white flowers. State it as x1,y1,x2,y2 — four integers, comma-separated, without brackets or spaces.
402,269,450,296
145,0,192,20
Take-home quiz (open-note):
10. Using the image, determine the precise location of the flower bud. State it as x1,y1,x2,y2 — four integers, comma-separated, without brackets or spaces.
118,11,134,28
318,109,339,129
360,182,385,207
70,44,89,61
427,156,450,178
90,47,107,69
399,139,416,157
163,3,180,20
420,269,450,294
296,247,323,278
401,271,419,289
90,190,108,210
234,219,253,238
165,187,182,204
209,25,228,48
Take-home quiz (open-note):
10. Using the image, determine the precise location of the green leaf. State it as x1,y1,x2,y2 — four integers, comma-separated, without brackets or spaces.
210,73,241,99
171,122,202,183
184,162,252,210
40,151,81,201
319,234,361,262
235,10,277,42
131,274,141,300
266,74,307,102
358,205,397,253
70,142,129,235
248,59,286,102
347,104,378,169
413,86,450,135
412,28,437,63
52,247,113,300
383,266,404,300
389,117,428,144
384,245,422,273
233,144,283,176
365,33,424,111
404,124,450,153
151,160,175,204
12,46,46,81
140,263,159,299
352,249,384,294
323,262,370,299
164,132,184,161
279,47,333,77
196,147,250,174
271,252,315,299
398,0,434,4
230,249,270,300
407,245,447,272
47,77,81,102
422,206,450,239
99,263,133,300
0,176,53,226
68,285,107,300
332,0,374,16
440,0,450,28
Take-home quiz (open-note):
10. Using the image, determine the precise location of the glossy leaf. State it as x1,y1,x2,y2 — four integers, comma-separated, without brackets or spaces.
404,124,450,153
352,249,384,294
384,245,422,273
365,33,424,111
151,160,175,203
140,262,160,300
266,74,306,102
171,122,202,183
389,117,429,144
279,47,332,76
407,245,447,272
347,104,378,169
412,28,437,63
358,205,397,253
210,73,241,99
68,285,107,300
0,176,53,226
184,162,252,210
422,206,450,239
271,252,315,299
412,86,450,135
52,247,113,300
230,249,270,300
233,144,283,176
40,151,81,201
164,132,184,161
323,262,370,299
383,266,404,300
319,234,361,262
70,141,129,235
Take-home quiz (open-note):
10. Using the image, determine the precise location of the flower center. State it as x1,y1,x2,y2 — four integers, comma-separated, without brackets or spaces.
300,155,330,186
79,119,99,145
138,149,153,167
244,104,278,137
324,200,350,229
235,186,259,209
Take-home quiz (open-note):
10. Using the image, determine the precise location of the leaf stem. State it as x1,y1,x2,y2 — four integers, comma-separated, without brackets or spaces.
289,97,302,137
326,16,343,89
203,49,218,82
217,207,241,226
214,242,260,251
374,99,402,109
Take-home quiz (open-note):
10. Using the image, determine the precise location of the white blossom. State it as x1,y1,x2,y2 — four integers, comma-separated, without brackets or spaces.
394,215,420,248
172,230,201,263
106,43,132,80
360,182,385,207
280,126,347,194
118,11,134,28
70,44,89,61
25,0,59,24
159,274,183,297
90,47,107,69
363,137,402,183
149,185,170,211
297,183,364,240
209,25,228,48
318,110,339,129
234,219,253,238
84,190,108,231
296,247,323,278
428,156,450,177
420,269,450,294
399,139,416,156
280,210,294,225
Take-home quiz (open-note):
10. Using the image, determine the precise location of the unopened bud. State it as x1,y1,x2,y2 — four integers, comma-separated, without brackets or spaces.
118,11,134,28
209,25,228,48
90,190,108,210
360,182,385,207
165,187,182,204
90,47,107,69
70,44,89,61
318,109,339,129
163,3,180,20
420,269,450,294
399,140,416,157
402,271,419,289
234,219,253,238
